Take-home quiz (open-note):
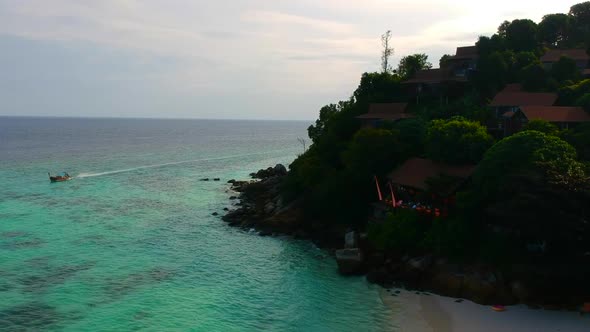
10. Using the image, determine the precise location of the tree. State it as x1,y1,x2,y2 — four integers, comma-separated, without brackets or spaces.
569,2,590,45
470,131,588,257
570,1,590,26
473,130,578,199
476,35,505,58
381,30,394,73
551,56,581,83
538,13,571,47
505,19,539,52
426,117,494,164
575,92,590,113
342,128,403,177
397,53,433,80
561,122,590,160
439,54,452,68
475,51,510,95
522,119,560,136
308,104,340,144
392,118,427,157
353,72,402,106
521,63,548,91
497,20,511,38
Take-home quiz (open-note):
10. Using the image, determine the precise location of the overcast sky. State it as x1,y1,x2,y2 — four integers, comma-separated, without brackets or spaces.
0,0,579,120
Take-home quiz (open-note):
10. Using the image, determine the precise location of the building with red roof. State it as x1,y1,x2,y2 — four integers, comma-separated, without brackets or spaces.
356,103,413,128
488,84,559,137
444,45,478,78
541,49,589,70
388,158,475,197
518,106,590,129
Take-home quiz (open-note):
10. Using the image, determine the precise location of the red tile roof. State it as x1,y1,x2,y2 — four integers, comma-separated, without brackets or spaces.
489,90,557,107
541,49,589,63
356,103,413,120
520,106,590,123
388,158,476,191
403,69,466,84
448,46,478,60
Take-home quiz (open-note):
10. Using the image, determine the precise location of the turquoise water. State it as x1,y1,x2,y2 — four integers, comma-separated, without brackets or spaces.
0,118,394,331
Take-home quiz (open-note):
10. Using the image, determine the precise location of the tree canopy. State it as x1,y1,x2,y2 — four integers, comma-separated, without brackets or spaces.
397,54,432,80
538,14,570,47
522,119,560,136
426,117,494,165
473,131,578,200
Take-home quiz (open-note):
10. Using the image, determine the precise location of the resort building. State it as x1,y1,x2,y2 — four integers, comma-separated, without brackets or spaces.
383,158,475,218
403,69,467,103
540,49,589,71
444,45,478,79
356,103,414,128
488,84,558,137
503,106,590,132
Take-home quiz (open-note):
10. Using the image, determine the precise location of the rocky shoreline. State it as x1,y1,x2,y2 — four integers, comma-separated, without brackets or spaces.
219,165,589,312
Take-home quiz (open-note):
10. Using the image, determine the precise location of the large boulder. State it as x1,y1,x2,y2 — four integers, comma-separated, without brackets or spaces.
273,164,287,176
335,248,364,275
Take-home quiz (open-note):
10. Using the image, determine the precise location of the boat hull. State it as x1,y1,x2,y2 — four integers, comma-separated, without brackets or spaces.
50,176,71,182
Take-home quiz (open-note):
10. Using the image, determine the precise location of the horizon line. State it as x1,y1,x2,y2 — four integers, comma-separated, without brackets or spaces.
0,114,314,122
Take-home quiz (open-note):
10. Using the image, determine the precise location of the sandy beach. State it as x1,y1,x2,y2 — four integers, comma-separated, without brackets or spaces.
381,288,590,332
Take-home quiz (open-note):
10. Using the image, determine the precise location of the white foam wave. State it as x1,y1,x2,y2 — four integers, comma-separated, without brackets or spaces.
75,150,286,178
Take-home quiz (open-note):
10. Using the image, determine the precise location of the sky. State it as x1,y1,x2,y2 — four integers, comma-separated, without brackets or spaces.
0,0,580,120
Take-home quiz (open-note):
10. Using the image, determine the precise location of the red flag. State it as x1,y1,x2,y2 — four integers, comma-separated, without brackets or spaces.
374,176,383,201
388,182,396,208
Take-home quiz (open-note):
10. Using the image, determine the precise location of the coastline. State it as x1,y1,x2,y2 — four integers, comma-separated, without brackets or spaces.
380,288,590,331
221,165,590,327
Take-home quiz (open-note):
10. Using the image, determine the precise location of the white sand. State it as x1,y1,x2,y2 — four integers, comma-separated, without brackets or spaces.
380,288,590,332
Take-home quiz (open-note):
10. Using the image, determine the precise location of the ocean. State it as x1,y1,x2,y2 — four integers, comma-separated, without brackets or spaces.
0,117,394,331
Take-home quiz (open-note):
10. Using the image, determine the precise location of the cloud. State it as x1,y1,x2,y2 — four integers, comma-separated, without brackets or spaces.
241,10,356,34
0,0,581,120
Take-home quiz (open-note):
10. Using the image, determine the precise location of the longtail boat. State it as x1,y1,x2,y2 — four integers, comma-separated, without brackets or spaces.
48,172,71,182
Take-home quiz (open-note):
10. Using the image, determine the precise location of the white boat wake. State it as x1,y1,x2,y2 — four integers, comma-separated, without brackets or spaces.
75,150,286,178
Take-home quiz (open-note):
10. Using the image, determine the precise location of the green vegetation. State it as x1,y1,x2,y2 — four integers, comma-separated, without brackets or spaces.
283,2,590,264
426,118,494,164
397,53,432,80
522,119,560,136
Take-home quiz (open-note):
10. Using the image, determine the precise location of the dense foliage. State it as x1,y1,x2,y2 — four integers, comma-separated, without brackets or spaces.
282,2,590,263
426,118,494,164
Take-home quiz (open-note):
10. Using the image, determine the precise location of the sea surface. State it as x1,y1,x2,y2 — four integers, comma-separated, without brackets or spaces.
0,117,394,331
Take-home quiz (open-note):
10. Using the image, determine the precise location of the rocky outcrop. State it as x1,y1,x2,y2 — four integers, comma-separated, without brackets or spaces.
222,164,305,235
363,251,590,308
249,164,287,179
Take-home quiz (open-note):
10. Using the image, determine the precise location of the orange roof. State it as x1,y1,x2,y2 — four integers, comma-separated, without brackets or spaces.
541,49,589,63
356,103,414,121
402,68,466,84
489,91,557,107
520,106,590,123
448,46,478,60
388,158,475,191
